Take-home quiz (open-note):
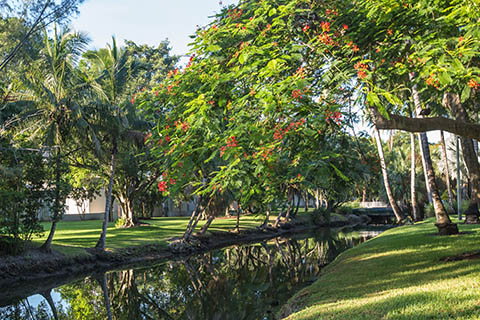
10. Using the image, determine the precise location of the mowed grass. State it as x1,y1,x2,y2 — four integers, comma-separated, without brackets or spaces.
280,218,480,320
33,213,278,256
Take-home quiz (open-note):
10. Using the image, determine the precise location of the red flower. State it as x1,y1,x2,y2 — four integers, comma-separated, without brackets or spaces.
468,79,479,89
343,24,349,30
321,21,330,32
170,178,176,185
158,181,167,192
302,25,310,32
165,136,171,143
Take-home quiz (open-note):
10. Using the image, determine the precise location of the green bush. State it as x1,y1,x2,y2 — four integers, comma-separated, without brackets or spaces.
115,216,128,228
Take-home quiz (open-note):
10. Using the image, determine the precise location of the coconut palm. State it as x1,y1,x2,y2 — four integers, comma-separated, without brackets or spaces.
84,37,142,249
12,26,94,251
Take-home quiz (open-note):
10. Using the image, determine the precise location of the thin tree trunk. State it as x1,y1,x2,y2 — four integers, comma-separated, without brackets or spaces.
263,204,272,228
440,130,455,209
410,133,420,221
236,205,241,232
373,125,403,223
304,192,309,212
362,187,367,203
96,138,117,250
40,289,58,320
418,135,433,204
41,149,62,252
199,216,214,235
96,273,113,320
315,189,320,209
410,74,457,234
183,198,204,242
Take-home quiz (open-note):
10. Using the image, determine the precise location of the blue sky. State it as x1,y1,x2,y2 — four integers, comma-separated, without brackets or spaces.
71,0,238,57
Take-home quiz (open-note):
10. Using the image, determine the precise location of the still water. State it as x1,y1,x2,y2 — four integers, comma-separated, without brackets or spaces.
0,227,385,320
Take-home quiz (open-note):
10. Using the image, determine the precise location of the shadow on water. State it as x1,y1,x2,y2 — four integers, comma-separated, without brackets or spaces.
0,227,385,320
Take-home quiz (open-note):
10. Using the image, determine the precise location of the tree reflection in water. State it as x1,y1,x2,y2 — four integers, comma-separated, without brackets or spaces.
0,228,377,320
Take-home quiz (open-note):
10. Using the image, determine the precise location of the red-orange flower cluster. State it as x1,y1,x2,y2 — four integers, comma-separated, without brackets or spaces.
220,136,238,157
354,62,368,79
425,74,439,89
321,21,330,32
273,119,306,140
468,79,479,89
158,181,167,192
325,110,342,124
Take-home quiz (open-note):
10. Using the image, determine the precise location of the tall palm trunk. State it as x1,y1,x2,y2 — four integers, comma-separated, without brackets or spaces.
41,149,62,252
410,73,457,234
373,125,403,223
96,137,117,250
410,133,420,221
418,136,433,204
440,130,455,209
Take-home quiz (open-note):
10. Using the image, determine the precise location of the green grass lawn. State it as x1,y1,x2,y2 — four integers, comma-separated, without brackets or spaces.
280,218,480,320
33,213,280,256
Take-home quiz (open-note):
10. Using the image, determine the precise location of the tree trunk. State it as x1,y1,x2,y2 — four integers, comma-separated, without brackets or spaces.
362,187,367,203
183,198,203,242
443,92,480,224
373,125,403,223
410,133,420,221
304,192,309,212
41,149,62,252
199,216,214,235
417,133,433,204
315,189,320,209
440,130,455,210
410,74,457,234
96,273,113,320
260,204,271,229
236,205,241,232
40,289,58,320
96,137,117,250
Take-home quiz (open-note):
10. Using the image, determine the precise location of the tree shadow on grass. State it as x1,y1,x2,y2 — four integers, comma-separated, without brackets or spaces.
284,290,480,320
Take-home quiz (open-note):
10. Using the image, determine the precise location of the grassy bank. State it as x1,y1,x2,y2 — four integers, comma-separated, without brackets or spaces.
280,218,480,320
34,214,271,256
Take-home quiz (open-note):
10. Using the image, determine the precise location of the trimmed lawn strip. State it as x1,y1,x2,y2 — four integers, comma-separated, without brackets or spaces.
34,211,319,256
280,218,480,320
35,214,267,256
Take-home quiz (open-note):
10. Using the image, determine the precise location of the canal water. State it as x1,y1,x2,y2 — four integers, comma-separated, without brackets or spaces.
0,227,386,320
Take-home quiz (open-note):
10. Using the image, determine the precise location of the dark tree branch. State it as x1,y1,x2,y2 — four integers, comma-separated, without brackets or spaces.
371,107,480,140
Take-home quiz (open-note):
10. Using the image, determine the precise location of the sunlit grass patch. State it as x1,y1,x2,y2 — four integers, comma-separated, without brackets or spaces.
281,218,480,320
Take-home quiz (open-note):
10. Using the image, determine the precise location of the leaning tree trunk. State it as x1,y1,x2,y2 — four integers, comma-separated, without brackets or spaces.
183,197,204,242
40,289,58,320
410,73,457,234
440,130,455,210
373,125,403,223
96,137,117,250
443,92,480,224
410,133,420,221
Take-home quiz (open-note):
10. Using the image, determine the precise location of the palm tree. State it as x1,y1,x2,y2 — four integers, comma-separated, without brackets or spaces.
373,126,403,223
85,37,140,249
409,73,458,234
15,26,93,251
